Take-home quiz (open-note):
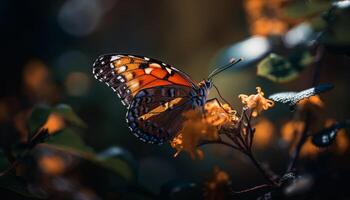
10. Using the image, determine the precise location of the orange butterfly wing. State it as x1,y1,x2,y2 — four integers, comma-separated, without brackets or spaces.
93,54,206,144
93,54,197,106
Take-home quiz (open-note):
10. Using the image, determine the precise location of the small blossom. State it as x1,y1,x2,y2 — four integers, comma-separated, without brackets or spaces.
204,100,239,126
239,87,274,117
170,101,238,159
204,166,230,200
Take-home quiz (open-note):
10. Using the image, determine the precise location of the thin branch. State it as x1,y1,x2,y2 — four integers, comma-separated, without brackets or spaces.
286,45,324,173
311,45,325,86
286,116,310,172
245,151,277,186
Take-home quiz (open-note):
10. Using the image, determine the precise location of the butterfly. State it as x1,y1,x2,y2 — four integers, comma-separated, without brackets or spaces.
92,54,241,144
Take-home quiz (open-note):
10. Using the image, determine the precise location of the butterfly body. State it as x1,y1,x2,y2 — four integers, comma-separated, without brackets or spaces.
93,54,212,144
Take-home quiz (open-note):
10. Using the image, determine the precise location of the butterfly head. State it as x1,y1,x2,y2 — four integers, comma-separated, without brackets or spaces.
199,79,213,90
204,79,213,90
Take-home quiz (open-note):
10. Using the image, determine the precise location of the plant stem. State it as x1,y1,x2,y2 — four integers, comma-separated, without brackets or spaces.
286,45,324,173
286,115,310,172
312,45,324,86
245,151,277,185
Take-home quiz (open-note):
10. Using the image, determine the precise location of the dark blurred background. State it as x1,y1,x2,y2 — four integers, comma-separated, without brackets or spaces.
1,0,350,198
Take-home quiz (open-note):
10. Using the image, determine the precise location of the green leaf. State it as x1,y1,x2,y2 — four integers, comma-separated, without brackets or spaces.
46,128,93,153
52,104,87,128
28,105,51,135
257,52,312,83
0,174,46,199
98,147,138,178
257,53,294,82
96,156,135,182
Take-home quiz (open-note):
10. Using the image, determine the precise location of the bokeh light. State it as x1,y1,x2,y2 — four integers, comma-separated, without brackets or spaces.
64,72,91,97
58,0,103,36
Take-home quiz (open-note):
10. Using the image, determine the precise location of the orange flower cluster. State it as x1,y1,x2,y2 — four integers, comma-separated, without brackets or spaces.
171,101,237,159
244,0,290,36
239,87,274,117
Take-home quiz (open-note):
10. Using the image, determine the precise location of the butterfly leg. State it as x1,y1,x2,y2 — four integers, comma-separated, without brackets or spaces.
207,98,231,114
212,84,233,109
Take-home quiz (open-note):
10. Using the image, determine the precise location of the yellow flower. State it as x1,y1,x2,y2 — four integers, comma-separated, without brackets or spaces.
239,87,274,117
204,100,239,126
170,101,238,159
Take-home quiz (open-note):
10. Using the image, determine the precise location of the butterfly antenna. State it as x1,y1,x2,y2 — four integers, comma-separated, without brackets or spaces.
208,58,243,79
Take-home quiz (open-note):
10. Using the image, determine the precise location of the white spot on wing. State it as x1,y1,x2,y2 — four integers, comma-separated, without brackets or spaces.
118,65,127,73
144,57,150,61
110,63,114,68
116,75,126,83
110,55,120,61
145,68,153,74
162,63,166,66
170,66,179,71
165,67,172,74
